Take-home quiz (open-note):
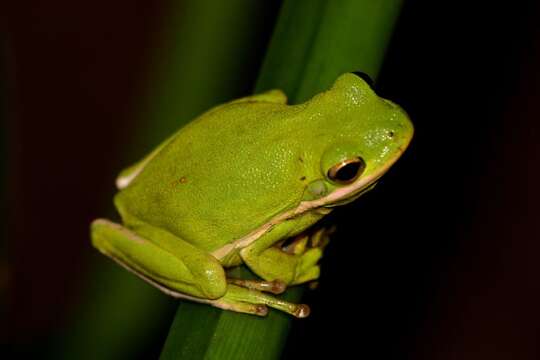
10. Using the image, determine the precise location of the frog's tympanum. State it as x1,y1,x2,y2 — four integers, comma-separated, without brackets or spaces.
91,73,413,317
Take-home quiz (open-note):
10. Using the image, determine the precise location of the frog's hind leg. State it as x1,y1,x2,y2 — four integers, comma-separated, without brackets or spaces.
227,278,286,294
91,219,309,317
210,285,310,318
91,219,227,300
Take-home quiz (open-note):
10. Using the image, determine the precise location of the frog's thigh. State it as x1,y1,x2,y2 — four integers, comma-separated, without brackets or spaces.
91,219,226,300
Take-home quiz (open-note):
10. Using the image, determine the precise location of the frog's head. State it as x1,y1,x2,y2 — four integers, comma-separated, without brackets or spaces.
299,72,414,209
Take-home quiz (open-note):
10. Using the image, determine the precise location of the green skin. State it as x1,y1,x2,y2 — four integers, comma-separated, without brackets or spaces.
91,73,414,317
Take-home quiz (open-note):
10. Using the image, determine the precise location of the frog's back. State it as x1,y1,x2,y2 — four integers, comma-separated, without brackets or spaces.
116,100,307,252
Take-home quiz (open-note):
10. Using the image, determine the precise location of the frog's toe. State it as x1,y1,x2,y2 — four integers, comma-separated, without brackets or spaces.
309,225,335,249
300,248,323,268
220,284,310,318
280,233,309,255
292,248,322,285
208,297,269,316
294,304,311,318
227,278,287,294
294,264,320,285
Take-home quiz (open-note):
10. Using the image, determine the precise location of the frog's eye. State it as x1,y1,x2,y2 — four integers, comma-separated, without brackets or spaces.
327,157,366,184
352,71,374,88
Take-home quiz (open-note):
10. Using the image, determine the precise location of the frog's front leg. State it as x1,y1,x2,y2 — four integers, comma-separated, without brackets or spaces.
239,222,325,286
91,219,307,317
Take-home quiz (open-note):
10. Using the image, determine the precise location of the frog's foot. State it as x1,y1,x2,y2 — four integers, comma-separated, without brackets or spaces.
293,248,322,285
207,284,310,318
309,225,335,249
227,278,286,294
275,226,334,285
99,261,304,317
278,226,335,255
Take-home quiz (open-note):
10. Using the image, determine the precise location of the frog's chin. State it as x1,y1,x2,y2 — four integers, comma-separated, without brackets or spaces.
322,181,378,208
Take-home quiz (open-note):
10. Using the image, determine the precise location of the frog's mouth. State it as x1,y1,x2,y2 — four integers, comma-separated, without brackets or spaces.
322,181,378,208
312,151,402,210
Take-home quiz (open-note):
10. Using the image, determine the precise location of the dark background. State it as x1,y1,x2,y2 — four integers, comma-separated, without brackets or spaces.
5,1,540,359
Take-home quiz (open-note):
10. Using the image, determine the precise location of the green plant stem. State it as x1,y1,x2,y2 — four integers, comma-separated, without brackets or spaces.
160,0,403,359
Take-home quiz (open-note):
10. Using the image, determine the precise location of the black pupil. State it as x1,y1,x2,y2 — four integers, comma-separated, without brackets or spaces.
335,161,361,182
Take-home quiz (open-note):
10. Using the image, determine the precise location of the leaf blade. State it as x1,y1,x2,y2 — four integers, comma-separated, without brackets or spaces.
161,0,403,358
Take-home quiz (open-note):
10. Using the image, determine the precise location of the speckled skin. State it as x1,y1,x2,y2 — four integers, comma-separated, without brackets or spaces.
90,73,413,317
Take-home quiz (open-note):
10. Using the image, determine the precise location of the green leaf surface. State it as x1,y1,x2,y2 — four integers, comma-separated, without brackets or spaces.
160,0,403,359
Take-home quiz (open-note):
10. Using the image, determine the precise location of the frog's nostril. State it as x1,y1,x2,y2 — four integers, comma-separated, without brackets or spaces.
388,131,395,138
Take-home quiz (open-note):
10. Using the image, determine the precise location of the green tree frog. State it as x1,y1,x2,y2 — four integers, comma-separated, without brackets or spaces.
91,73,413,318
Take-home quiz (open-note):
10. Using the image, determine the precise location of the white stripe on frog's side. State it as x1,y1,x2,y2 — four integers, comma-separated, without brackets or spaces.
211,147,406,260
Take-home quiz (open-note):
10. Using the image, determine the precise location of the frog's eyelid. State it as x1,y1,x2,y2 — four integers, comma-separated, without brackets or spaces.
327,157,366,184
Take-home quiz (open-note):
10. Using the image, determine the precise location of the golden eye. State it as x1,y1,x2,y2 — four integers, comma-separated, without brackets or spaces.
327,157,366,184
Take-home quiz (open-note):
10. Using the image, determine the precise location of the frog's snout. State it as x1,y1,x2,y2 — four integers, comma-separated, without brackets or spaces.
387,105,414,151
